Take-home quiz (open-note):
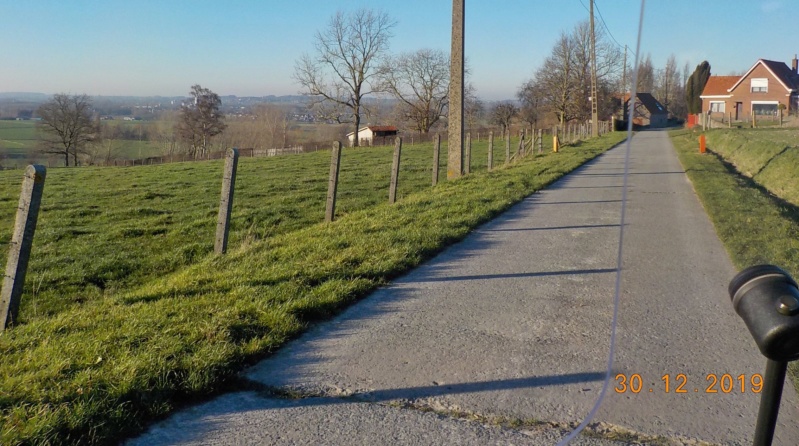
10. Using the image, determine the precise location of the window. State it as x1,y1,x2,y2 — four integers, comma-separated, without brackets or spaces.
710,101,725,112
751,78,768,93
753,103,778,116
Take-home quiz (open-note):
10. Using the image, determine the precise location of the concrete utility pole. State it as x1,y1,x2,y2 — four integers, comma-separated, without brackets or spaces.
622,45,628,98
0,165,46,330
215,148,239,254
590,0,599,137
448,0,465,179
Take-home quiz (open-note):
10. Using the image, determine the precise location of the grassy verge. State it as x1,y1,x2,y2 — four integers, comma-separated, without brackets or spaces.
703,128,799,207
0,133,626,444
669,128,799,391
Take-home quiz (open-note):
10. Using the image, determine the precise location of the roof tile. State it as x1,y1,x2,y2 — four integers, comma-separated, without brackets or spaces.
701,76,739,96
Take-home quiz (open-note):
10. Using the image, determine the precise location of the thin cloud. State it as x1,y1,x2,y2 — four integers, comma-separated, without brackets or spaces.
761,1,783,13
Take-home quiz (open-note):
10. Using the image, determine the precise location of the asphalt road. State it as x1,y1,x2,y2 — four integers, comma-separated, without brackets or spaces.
128,130,799,445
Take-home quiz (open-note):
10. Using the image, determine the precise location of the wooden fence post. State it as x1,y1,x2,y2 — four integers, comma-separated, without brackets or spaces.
488,131,494,170
1,165,46,330
389,137,402,204
325,141,342,222
518,130,524,157
432,134,440,186
538,129,543,154
214,148,239,254
465,133,471,174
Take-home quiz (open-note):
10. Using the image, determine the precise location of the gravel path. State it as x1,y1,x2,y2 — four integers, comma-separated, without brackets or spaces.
129,130,799,445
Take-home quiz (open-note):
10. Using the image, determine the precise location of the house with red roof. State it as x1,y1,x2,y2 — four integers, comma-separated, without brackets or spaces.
701,57,799,120
346,125,399,147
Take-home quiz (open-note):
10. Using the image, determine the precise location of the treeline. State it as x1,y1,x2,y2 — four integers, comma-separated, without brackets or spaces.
514,20,691,130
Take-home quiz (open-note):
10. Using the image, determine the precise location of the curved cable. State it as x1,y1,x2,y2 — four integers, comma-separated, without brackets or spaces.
556,1,645,444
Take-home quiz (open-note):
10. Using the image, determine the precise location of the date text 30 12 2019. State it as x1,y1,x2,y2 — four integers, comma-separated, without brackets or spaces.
614,373,764,394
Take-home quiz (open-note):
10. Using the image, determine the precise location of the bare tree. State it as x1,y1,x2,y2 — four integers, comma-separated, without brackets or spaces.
569,21,622,122
533,32,576,125
517,79,544,127
254,104,290,149
489,102,518,137
518,20,623,128
155,110,181,156
294,9,395,146
36,93,98,166
84,121,131,165
655,54,683,117
464,83,483,132
637,54,655,93
682,62,691,89
380,48,449,134
225,104,290,151
175,85,226,158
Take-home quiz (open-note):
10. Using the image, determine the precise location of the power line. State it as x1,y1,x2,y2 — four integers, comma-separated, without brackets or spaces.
582,0,637,58
594,1,622,48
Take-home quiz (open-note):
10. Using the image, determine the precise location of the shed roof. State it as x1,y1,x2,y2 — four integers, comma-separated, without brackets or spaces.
346,125,399,137
624,92,667,115
367,125,398,132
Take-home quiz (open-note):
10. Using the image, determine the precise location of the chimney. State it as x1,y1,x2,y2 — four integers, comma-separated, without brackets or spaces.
793,54,798,74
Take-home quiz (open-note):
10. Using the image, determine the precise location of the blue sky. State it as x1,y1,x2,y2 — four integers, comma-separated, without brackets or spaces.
1,0,796,100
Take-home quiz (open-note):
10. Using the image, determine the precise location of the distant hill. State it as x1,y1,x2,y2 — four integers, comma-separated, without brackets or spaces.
0,92,399,105
0,92,50,102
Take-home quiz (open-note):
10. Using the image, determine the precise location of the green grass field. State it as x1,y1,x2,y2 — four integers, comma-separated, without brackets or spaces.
0,132,626,445
0,120,163,167
670,127,799,398
0,121,38,162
